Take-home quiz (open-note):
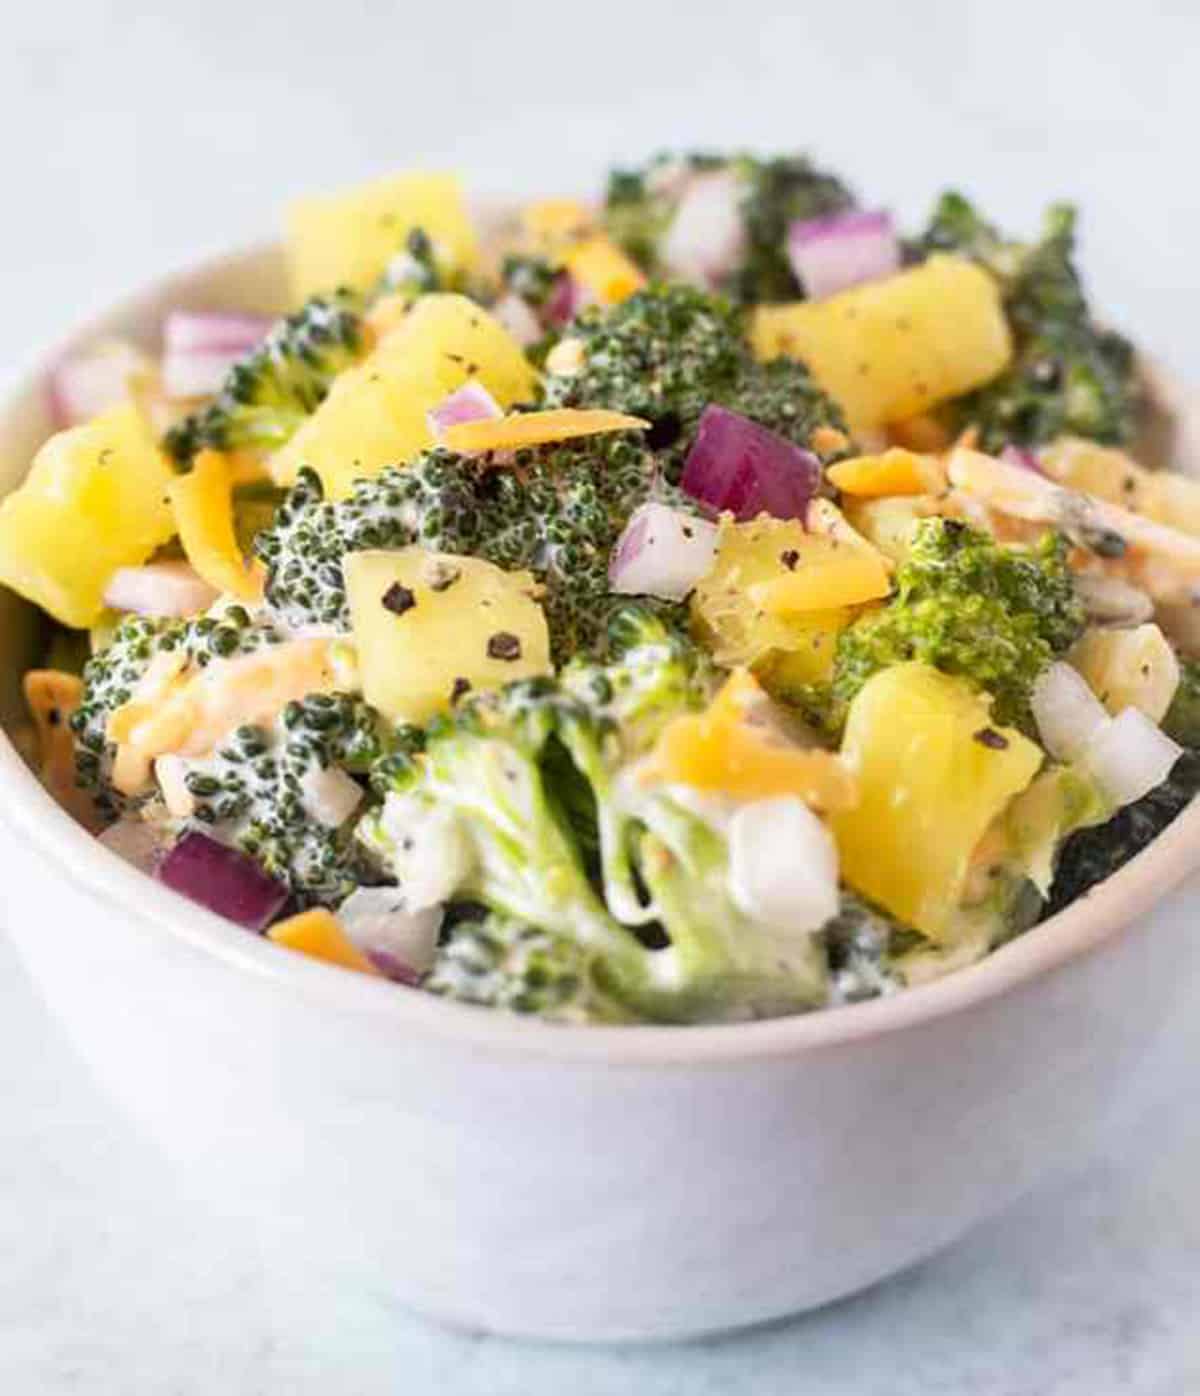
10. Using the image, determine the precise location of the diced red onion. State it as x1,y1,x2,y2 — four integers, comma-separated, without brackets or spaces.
728,796,840,935
492,293,544,348
426,381,502,440
786,210,900,300
164,310,271,354
161,311,271,402
663,170,746,288
99,818,168,876
157,829,289,931
681,405,822,522
103,560,219,617
1082,708,1182,808
1031,662,1110,763
338,886,442,978
1000,444,1047,476
47,340,151,428
609,502,718,601
544,272,586,328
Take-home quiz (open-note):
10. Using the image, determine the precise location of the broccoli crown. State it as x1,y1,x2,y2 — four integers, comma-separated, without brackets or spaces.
820,892,911,1005
543,282,848,474
602,151,855,304
183,691,392,905
71,606,285,811
1162,658,1200,750
921,194,1138,450
255,442,681,661
425,909,631,1022
165,290,364,463
360,609,828,1023
828,518,1084,732
1047,752,1200,913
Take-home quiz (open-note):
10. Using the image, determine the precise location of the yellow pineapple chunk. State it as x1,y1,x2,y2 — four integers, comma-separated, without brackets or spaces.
750,255,1012,431
1071,623,1180,722
831,663,1042,940
268,909,381,976
641,669,857,812
344,549,550,724
691,513,887,673
521,198,594,253
0,403,176,627
271,294,536,498
286,171,478,302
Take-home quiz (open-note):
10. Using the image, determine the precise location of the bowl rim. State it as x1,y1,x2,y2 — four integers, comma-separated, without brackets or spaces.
2,238,1198,1069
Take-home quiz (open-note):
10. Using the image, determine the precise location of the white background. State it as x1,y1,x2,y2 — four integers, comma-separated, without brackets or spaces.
2,1,1199,1390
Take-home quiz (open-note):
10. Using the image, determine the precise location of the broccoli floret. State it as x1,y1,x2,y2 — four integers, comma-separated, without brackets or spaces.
1163,659,1200,750
921,194,1139,450
360,615,829,1022
543,283,848,475
821,893,911,1005
255,441,679,660
1047,752,1200,913
165,290,364,463
602,151,855,304
826,518,1084,733
425,909,633,1023
183,692,392,905
70,606,286,813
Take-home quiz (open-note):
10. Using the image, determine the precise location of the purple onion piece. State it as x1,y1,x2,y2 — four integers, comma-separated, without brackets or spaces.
157,830,289,931
680,406,822,522
544,272,584,328
365,948,424,986
786,209,900,300
427,381,502,438
999,443,1047,476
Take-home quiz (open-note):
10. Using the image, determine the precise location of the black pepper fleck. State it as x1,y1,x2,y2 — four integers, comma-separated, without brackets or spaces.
381,583,417,616
780,549,800,571
450,677,472,703
974,727,1009,750
487,631,522,662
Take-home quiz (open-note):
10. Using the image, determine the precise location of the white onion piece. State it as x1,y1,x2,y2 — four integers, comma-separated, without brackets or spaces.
103,561,219,617
338,887,442,976
427,381,502,439
299,765,364,828
728,797,840,934
786,209,900,300
98,817,168,875
1031,662,1111,763
609,503,718,601
48,340,151,427
163,310,271,354
663,170,747,287
162,347,245,401
1082,707,1182,808
491,292,544,348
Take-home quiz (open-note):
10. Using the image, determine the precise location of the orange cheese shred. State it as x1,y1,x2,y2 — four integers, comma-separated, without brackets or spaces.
267,909,381,976
827,448,947,499
23,669,101,829
169,449,264,601
562,235,646,305
640,670,858,813
439,408,649,455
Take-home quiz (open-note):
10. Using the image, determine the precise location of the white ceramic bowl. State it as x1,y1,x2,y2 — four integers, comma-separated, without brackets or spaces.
3,245,1200,1344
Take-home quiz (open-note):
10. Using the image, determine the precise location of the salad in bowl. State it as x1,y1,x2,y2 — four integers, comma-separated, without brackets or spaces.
8,152,1200,1027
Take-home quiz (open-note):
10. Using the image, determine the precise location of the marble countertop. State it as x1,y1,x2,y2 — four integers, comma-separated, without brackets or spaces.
3,2,1199,1389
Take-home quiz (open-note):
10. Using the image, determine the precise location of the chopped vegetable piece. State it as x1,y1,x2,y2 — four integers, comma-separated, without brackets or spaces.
157,829,289,930
751,546,891,613
1071,623,1180,723
680,405,821,521
786,209,900,300
267,908,382,976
